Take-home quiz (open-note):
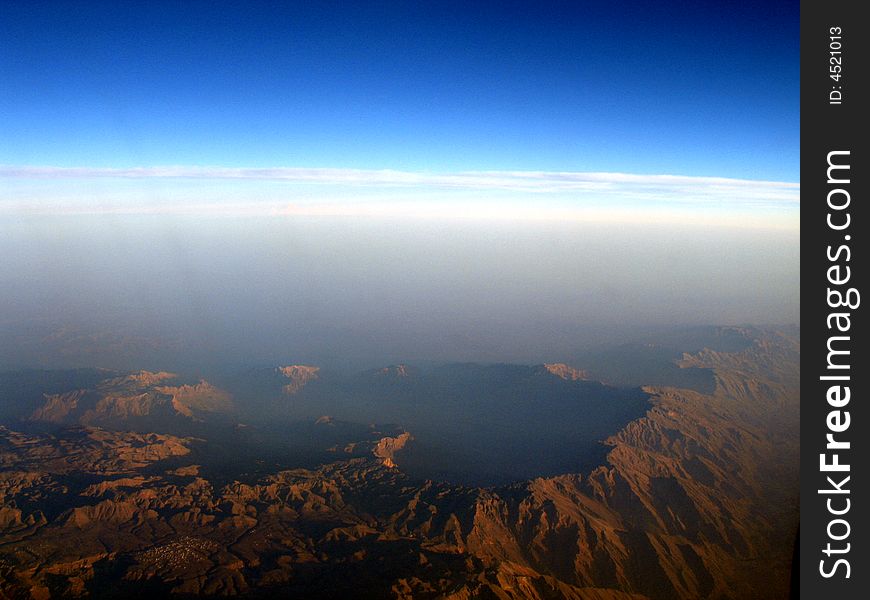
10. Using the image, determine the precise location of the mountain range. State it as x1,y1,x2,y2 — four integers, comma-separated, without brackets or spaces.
0,326,799,599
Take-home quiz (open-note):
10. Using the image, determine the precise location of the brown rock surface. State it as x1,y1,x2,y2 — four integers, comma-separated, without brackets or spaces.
25,371,233,428
277,365,320,395
542,363,589,381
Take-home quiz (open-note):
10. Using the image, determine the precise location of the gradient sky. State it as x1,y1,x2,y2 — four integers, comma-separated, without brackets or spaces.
1,0,799,179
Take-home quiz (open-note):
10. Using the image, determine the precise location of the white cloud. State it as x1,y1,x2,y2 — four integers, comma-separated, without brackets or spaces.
0,165,799,226
0,164,797,196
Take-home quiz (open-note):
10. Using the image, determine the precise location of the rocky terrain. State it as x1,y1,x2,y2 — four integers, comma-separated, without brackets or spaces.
0,326,799,599
21,371,233,432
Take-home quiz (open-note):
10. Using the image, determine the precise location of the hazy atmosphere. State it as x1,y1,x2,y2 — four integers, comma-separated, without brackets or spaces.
1,211,798,372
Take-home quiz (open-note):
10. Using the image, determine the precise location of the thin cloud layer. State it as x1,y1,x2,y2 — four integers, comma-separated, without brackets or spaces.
0,165,799,225
0,165,798,195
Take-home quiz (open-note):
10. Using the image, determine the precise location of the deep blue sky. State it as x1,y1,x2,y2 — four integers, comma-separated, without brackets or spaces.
1,0,799,180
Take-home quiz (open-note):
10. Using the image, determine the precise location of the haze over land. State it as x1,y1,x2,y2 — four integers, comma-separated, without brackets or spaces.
0,0,799,374
0,214,798,373
0,0,800,376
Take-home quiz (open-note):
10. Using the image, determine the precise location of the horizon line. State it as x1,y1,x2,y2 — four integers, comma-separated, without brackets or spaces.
0,164,800,191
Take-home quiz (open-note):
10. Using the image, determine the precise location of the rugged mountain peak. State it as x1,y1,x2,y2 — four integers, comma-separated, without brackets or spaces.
373,431,413,468
277,365,320,395
29,389,87,423
99,370,177,390
26,372,232,428
154,381,233,414
541,363,588,381
374,364,414,378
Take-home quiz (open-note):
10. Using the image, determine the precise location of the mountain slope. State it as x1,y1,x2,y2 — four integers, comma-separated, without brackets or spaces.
462,327,799,599
20,371,234,430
